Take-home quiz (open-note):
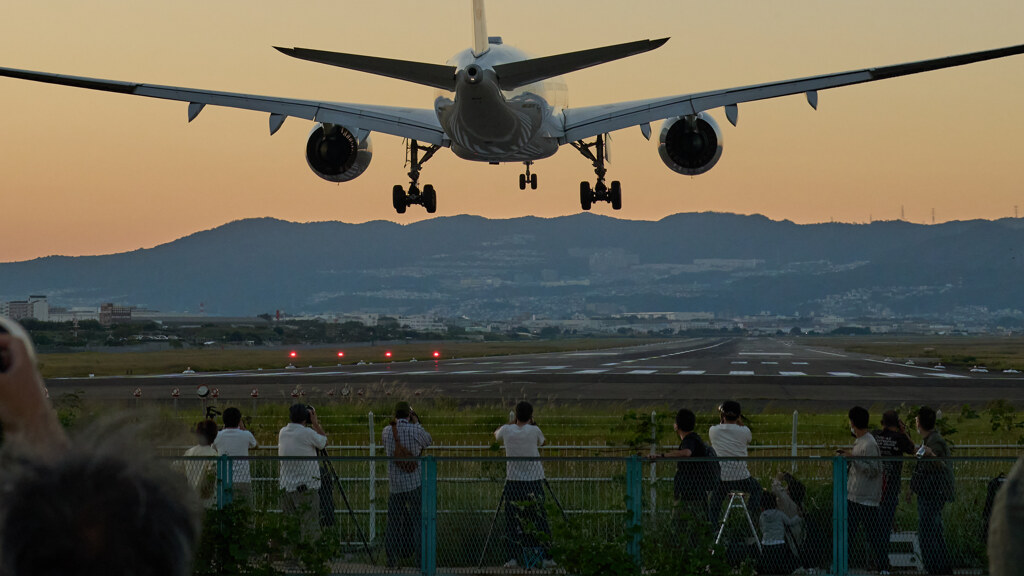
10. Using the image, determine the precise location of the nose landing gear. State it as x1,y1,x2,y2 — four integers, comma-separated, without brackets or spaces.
519,162,538,190
393,139,440,214
571,134,622,211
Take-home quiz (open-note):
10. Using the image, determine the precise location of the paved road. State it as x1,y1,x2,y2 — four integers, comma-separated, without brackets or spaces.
47,338,1022,408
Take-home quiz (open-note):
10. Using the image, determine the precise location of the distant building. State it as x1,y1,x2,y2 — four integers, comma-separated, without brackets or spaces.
48,307,101,323
398,315,447,333
28,295,48,322
6,301,30,321
99,303,133,326
0,301,8,317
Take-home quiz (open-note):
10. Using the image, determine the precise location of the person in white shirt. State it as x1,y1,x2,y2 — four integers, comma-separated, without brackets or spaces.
183,420,220,508
494,402,556,570
708,400,763,525
837,406,885,572
213,407,259,501
278,403,328,538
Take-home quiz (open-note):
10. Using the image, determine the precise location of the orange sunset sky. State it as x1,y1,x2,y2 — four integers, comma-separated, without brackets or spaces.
2,0,1023,263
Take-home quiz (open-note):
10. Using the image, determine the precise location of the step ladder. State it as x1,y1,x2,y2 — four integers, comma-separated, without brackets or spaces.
715,491,763,553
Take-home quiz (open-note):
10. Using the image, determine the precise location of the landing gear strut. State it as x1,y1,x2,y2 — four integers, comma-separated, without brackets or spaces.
393,139,440,214
519,162,538,190
571,134,621,211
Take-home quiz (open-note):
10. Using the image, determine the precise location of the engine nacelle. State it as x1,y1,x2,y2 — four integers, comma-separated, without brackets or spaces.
305,123,373,182
657,113,723,176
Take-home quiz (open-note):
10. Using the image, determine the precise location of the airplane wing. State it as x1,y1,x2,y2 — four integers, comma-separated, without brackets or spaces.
0,66,446,145
561,43,1024,143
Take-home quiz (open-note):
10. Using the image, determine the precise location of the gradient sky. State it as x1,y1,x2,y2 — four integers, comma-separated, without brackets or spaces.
2,0,1023,262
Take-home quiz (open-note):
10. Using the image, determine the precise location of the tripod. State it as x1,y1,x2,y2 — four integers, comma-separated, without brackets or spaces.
714,492,763,554
477,478,568,568
317,448,377,565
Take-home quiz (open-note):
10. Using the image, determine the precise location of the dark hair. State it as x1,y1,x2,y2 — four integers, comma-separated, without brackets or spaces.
0,437,200,576
515,401,533,423
881,410,900,428
675,409,696,433
848,406,870,430
762,491,777,510
720,401,741,421
222,407,242,428
917,406,938,431
194,420,218,445
289,403,310,424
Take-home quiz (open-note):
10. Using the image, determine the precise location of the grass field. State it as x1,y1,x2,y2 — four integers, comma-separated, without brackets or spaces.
805,335,1024,371
36,337,663,378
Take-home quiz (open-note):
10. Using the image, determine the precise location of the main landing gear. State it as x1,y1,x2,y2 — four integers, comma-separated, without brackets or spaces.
519,162,538,190
393,139,440,214
571,134,621,211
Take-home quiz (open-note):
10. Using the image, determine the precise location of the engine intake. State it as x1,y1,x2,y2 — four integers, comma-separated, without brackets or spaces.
658,113,723,176
305,124,372,182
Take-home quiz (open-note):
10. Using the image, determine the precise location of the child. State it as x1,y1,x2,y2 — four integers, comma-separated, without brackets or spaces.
759,492,799,574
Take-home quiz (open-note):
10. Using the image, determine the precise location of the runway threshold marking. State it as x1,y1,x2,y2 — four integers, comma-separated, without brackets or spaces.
877,372,916,378
792,362,810,365
730,361,749,365
626,370,658,375
779,371,807,376
740,353,793,356
573,369,608,374
761,362,779,365
500,370,534,374
448,370,485,374
828,372,861,377
678,370,706,375
729,371,756,376
933,373,969,379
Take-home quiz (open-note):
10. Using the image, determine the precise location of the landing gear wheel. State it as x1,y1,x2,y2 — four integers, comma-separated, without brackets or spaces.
423,184,437,214
610,181,622,210
519,173,527,190
530,173,538,190
393,185,407,214
580,181,593,211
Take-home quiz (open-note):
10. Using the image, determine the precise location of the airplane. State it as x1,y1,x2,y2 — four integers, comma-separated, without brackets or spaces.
2,1,1023,215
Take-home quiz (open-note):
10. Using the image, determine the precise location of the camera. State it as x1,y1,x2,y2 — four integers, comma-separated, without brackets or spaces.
304,404,315,424
205,406,222,420
0,316,35,374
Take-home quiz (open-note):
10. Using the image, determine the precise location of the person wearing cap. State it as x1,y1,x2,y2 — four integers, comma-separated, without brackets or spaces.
382,401,432,568
708,400,762,525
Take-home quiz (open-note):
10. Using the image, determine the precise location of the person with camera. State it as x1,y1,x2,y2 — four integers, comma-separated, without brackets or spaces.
182,419,220,508
871,409,916,571
909,406,954,575
382,401,433,568
837,406,885,572
494,401,556,570
0,316,200,576
278,403,328,538
708,400,762,525
213,407,259,501
649,408,715,547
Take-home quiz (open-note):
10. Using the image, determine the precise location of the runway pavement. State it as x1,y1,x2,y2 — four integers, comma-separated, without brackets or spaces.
46,338,1023,408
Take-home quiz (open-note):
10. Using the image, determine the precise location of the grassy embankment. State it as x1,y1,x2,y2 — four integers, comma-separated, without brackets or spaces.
806,335,1024,371
37,337,664,378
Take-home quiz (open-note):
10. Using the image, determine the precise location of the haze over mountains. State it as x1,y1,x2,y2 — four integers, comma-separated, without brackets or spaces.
1,213,1022,321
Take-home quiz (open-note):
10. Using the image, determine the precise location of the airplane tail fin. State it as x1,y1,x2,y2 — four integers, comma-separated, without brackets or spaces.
472,0,489,57
494,38,669,91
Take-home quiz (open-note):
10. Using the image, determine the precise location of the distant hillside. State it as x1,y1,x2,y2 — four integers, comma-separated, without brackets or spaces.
1,213,1022,319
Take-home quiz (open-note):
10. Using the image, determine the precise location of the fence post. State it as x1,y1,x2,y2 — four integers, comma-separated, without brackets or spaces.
368,411,377,543
420,456,438,576
216,454,234,509
831,455,848,576
649,411,658,514
626,454,643,564
791,410,799,472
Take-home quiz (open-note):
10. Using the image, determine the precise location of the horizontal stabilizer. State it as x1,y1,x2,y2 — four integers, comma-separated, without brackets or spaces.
275,46,457,91
494,38,669,90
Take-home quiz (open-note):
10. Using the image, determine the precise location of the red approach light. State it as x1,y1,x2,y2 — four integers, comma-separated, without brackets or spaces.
385,351,393,359
337,351,345,358
289,351,298,358
433,351,441,359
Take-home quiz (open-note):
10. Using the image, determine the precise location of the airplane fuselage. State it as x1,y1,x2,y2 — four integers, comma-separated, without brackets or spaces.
435,43,567,162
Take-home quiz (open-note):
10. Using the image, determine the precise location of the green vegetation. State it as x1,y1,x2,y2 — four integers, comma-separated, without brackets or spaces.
35,337,662,378
806,335,1024,371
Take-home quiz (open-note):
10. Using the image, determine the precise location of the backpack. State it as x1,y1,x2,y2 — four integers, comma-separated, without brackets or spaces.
390,421,418,473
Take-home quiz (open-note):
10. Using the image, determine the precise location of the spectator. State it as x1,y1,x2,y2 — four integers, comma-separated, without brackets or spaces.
213,407,259,501
758,492,799,574
771,472,806,563
651,408,713,546
382,401,433,568
278,403,328,539
988,455,1024,575
494,401,555,570
708,400,762,524
872,409,916,571
837,406,884,572
183,420,220,508
909,406,954,575
0,321,200,576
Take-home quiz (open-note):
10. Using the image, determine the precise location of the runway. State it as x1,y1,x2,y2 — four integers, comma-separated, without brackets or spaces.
46,338,1022,408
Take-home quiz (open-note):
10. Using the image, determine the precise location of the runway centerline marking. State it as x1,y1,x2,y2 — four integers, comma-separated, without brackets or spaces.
739,353,793,356
500,370,534,374
761,361,779,365
877,372,916,378
792,362,810,366
730,371,756,376
804,348,848,358
638,338,733,361
448,370,485,374
779,371,807,376
573,369,608,374
828,372,861,377
678,370,706,375
625,370,658,375
934,373,969,379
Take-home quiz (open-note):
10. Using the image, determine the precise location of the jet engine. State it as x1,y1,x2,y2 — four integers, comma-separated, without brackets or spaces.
657,112,723,176
305,123,373,182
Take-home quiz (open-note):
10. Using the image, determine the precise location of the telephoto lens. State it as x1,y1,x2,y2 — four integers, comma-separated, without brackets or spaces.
0,318,9,373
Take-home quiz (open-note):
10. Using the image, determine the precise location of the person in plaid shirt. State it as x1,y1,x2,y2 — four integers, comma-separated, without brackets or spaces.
382,401,432,568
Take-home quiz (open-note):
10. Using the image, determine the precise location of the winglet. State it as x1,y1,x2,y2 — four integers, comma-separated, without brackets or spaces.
472,0,489,57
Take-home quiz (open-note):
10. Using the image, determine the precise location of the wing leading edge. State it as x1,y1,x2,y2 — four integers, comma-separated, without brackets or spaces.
0,66,446,145
562,43,1024,143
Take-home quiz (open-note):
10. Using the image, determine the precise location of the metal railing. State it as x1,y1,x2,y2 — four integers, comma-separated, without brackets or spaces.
174,454,1017,576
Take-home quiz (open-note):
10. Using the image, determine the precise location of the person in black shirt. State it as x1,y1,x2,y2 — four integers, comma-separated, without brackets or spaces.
651,408,712,547
872,409,916,572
